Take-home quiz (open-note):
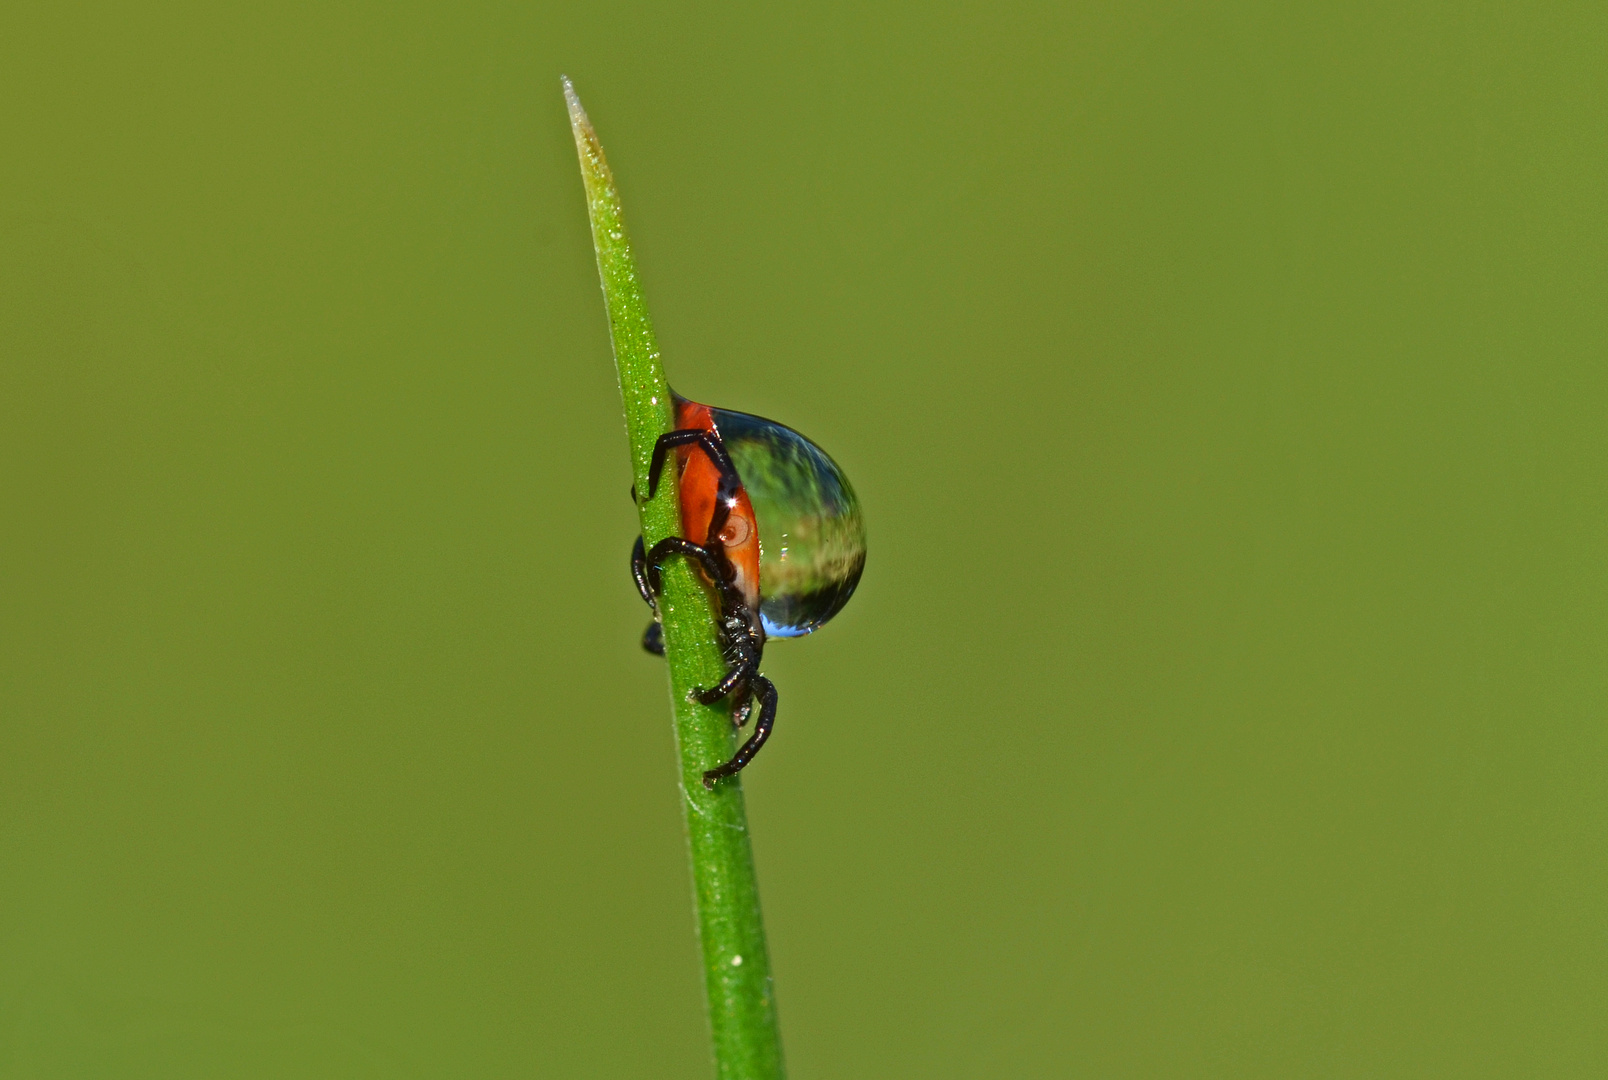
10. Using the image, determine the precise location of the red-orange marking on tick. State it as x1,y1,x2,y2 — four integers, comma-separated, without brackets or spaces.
673,398,762,615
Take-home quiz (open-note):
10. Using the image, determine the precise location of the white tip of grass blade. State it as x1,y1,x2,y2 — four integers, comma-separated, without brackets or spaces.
561,75,587,127
562,76,611,191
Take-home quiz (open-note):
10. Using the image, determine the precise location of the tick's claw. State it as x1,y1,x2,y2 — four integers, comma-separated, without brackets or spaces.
701,772,719,790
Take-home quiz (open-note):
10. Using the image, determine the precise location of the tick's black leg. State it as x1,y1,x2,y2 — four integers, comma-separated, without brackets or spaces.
643,429,699,501
646,537,755,628
631,536,656,610
643,428,744,551
691,617,760,703
645,536,729,597
644,429,739,501
632,537,666,656
702,675,777,788
641,534,740,612
643,535,758,713
647,537,752,649
692,661,750,705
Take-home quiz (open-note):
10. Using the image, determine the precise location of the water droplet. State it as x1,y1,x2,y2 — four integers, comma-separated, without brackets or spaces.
690,397,865,637
731,955,743,966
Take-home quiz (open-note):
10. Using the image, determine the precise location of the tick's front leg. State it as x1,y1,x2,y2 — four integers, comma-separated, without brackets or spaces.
641,428,744,546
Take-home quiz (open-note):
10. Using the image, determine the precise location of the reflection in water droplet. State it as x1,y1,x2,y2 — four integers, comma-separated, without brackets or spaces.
701,403,866,638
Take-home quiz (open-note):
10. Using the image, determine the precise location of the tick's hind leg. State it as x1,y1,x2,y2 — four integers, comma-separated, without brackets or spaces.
690,657,751,706
702,675,777,788
693,664,753,729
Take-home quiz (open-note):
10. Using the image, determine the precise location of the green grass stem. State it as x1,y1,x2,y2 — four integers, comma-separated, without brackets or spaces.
564,77,785,1080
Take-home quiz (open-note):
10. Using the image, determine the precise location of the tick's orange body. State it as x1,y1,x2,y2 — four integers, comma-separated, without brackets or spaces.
673,397,762,617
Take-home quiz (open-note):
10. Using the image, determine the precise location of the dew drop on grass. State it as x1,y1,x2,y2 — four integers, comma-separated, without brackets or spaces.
688,398,866,638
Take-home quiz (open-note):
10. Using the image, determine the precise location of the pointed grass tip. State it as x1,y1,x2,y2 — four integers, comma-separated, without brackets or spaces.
561,75,589,129
562,75,609,184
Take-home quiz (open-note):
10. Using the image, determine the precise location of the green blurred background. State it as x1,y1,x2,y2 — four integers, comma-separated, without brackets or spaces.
3,2,1605,1076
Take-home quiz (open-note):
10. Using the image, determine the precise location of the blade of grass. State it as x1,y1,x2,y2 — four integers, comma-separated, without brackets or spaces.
564,77,785,1080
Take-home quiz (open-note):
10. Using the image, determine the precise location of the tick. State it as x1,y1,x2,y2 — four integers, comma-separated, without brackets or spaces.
632,392,865,787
